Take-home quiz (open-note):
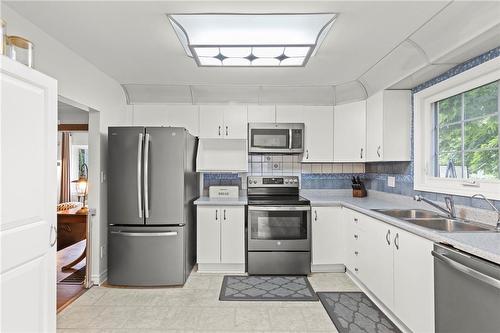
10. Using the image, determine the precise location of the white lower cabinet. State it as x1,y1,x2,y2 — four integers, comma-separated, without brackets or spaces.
197,206,245,272
342,208,434,333
311,206,344,271
393,229,434,333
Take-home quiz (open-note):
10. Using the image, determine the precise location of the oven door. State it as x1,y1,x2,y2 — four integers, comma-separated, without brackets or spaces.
247,205,310,251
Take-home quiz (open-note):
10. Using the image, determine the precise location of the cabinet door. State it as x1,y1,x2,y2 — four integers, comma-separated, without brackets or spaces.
248,105,275,123
223,105,247,139
196,207,221,263
167,105,200,136
220,207,245,264
361,217,394,310
382,90,411,161
199,105,224,138
334,101,366,162
366,91,384,161
312,207,344,265
303,106,334,162
276,105,303,122
394,229,434,333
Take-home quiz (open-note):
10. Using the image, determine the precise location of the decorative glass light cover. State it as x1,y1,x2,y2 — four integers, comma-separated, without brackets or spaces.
168,13,336,67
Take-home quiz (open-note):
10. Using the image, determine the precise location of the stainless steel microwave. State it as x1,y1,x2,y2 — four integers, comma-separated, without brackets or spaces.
248,123,304,154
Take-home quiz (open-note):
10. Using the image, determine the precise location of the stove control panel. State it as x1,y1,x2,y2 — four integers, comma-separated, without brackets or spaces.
248,176,299,187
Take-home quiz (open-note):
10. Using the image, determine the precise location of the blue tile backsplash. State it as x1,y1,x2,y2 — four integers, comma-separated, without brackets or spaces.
202,46,500,208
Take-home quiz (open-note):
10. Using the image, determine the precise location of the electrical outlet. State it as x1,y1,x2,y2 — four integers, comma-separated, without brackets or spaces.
388,176,396,188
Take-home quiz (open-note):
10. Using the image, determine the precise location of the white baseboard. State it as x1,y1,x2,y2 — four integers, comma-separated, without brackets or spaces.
197,263,245,274
91,269,107,285
311,264,345,273
346,269,411,333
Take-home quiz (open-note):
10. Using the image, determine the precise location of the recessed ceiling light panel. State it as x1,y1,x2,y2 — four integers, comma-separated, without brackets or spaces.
168,13,336,67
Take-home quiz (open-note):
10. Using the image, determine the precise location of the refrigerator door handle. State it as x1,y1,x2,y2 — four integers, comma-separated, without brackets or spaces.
111,231,178,237
144,133,150,218
137,133,143,218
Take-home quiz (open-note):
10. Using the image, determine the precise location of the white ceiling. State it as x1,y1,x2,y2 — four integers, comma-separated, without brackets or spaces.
6,1,500,104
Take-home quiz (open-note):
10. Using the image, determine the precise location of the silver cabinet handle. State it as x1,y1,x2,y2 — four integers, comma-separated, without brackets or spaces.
360,148,363,159
143,133,150,218
394,233,399,250
377,145,381,157
353,218,358,222
218,126,221,136
314,210,318,221
354,234,358,239
386,229,391,245
215,209,218,220
223,209,226,220
432,251,500,289
306,149,309,159
354,268,359,272
137,133,143,218
49,224,57,247
111,231,178,237
225,126,228,136
354,251,359,255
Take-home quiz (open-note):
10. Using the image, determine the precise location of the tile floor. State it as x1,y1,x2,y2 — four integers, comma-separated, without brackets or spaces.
57,272,360,332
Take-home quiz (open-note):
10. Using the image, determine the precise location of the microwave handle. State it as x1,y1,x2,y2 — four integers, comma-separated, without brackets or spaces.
289,129,292,149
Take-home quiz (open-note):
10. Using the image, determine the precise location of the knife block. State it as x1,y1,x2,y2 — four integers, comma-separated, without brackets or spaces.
352,189,367,198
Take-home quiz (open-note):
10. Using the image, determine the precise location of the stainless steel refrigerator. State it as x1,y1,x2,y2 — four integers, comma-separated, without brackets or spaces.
107,127,198,286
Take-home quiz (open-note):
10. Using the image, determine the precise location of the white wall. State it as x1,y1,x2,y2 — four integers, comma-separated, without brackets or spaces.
2,4,130,284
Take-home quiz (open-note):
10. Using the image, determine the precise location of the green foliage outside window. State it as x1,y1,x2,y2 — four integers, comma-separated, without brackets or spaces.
435,81,499,180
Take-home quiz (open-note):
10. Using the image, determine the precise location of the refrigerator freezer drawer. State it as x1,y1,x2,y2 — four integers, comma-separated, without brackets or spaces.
108,226,185,286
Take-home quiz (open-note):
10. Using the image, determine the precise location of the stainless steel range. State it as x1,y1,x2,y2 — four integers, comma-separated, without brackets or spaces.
247,176,311,275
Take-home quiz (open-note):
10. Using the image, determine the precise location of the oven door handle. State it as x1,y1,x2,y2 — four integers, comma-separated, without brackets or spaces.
248,206,311,211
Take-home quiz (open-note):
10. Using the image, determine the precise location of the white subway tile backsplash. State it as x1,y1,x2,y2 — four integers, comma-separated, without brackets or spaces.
353,163,365,173
321,164,333,174
301,163,312,173
272,155,283,162
251,155,262,162
342,163,353,173
282,162,293,173
311,164,322,173
262,162,273,174
282,155,293,163
332,164,343,173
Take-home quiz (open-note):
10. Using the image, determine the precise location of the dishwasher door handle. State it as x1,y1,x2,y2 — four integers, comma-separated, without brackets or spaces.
432,250,500,289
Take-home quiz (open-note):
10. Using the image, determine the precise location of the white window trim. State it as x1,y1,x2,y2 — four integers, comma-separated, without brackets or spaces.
414,56,500,200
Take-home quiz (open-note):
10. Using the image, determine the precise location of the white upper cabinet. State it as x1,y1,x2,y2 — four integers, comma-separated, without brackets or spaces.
276,105,304,123
199,105,248,139
366,90,411,161
334,101,366,162
132,105,199,135
248,105,276,123
302,106,334,162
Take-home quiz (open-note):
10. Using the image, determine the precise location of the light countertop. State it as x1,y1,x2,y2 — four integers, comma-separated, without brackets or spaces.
194,196,247,206
300,190,500,265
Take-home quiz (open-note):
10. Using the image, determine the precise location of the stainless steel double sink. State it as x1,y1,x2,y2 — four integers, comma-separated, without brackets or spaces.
372,209,493,232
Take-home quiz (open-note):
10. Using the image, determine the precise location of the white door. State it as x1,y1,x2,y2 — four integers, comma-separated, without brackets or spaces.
220,207,245,264
334,101,366,162
196,207,221,263
366,91,384,161
361,218,395,310
302,106,334,162
1,57,57,332
393,229,435,333
247,105,275,123
312,207,343,265
223,105,247,139
199,105,224,138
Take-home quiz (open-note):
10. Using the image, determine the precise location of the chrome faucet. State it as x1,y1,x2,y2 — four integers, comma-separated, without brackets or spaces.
472,194,500,232
414,195,456,218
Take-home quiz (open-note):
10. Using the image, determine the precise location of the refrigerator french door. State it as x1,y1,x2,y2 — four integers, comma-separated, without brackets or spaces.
107,127,197,286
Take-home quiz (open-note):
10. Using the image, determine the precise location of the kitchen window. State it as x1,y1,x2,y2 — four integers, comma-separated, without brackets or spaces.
432,80,499,180
414,57,500,199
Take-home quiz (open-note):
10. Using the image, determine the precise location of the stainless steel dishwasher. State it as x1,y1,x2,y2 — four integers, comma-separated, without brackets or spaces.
432,243,500,333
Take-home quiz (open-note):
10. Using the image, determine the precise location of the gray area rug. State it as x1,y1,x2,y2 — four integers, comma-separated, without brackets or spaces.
219,275,318,301
318,292,401,333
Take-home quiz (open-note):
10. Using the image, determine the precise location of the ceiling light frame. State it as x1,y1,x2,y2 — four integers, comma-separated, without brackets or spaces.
168,13,337,68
